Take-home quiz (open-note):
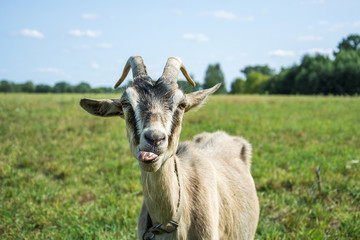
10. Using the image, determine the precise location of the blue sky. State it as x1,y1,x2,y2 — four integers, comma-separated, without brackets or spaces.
1,0,360,89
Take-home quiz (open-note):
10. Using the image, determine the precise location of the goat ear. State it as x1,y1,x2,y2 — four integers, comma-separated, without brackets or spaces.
79,98,124,118
184,83,221,112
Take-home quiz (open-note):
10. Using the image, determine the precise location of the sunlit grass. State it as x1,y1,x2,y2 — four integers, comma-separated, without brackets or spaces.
0,93,359,239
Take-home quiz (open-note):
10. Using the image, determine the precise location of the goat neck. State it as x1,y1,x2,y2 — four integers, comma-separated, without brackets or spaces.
140,154,182,225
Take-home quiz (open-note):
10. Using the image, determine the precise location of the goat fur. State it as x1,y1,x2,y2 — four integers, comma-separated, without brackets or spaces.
138,131,259,239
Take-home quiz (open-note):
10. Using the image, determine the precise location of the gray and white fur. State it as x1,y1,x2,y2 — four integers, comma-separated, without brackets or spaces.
80,56,259,239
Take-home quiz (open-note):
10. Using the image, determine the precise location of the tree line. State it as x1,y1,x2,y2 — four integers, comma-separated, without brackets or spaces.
205,34,360,95
0,79,206,94
229,34,360,95
183,33,359,95
1,34,359,95
0,81,124,93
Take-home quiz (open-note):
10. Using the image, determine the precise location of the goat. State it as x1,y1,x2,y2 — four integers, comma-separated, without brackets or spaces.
80,56,259,239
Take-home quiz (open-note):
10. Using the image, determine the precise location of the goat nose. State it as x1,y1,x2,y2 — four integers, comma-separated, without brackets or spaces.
144,130,166,146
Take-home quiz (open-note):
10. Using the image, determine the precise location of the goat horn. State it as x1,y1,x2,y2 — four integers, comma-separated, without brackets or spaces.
114,56,148,89
161,57,196,87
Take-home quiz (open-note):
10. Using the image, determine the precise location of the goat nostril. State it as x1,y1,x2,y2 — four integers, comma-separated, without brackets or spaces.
144,132,166,146
144,133,154,145
155,136,166,146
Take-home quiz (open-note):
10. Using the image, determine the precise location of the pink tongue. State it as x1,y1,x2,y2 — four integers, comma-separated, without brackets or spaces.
138,151,158,162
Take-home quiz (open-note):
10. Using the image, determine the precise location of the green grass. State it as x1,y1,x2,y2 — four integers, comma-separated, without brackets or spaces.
0,93,359,239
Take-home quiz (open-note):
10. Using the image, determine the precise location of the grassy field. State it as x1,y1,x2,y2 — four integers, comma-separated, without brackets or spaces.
0,93,359,239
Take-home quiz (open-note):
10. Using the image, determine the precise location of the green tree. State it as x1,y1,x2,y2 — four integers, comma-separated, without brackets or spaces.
203,63,227,94
264,54,334,95
91,87,105,93
178,74,202,93
244,72,269,94
98,87,114,93
35,84,52,93
263,34,360,95
333,50,360,95
293,54,333,94
9,82,22,92
74,82,91,93
230,78,245,94
264,68,292,94
241,65,275,77
178,80,202,93
53,81,72,93
334,34,360,56
22,81,35,93
0,80,13,92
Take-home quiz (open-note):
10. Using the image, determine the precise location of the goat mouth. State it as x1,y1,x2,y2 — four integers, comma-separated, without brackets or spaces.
137,151,159,164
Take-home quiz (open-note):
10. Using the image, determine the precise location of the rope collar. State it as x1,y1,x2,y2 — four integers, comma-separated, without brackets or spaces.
143,157,184,240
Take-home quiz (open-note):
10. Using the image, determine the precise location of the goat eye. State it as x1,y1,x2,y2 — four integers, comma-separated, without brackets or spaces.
178,103,186,110
121,100,130,108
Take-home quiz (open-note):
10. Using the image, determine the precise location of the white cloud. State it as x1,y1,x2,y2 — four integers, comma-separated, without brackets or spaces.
318,20,329,26
91,62,100,69
38,68,70,78
313,21,348,32
81,13,99,20
19,29,44,39
298,35,323,42
205,10,254,22
38,67,61,73
301,0,325,4
182,33,209,42
307,20,329,30
268,50,295,57
353,21,360,28
300,48,333,56
79,44,91,49
174,10,183,16
73,43,113,50
324,23,346,32
211,10,237,20
261,8,270,14
68,30,102,37
98,43,113,48
238,16,255,22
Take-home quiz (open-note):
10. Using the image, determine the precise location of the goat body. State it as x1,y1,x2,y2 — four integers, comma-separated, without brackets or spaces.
138,131,259,240
80,56,259,240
